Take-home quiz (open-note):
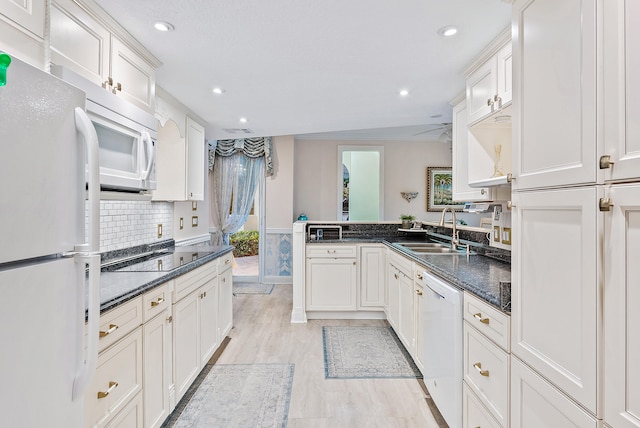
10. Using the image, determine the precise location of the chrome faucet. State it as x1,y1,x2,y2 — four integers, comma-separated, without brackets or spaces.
439,206,460,250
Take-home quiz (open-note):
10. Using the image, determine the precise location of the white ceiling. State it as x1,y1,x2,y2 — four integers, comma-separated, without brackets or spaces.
94,0,511,141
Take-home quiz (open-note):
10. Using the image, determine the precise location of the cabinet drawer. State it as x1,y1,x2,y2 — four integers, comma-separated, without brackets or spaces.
104,391,142,428
85,328,143,428
95,297,143,353
464,322,509,427
306,244,356,258
389,250,412,276
463,383,502,428
464,291,510,352
218,251,233,273
142,281,170,322
173,261,217,302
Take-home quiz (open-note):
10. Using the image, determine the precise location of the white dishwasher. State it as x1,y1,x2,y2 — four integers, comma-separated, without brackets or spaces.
421,270,463,428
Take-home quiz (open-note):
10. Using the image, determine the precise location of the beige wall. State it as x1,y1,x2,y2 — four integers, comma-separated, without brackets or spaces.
266,135,295,228
293,139,482,224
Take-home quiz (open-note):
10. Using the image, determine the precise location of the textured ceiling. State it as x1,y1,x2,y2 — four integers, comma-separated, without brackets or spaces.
94,0,511,140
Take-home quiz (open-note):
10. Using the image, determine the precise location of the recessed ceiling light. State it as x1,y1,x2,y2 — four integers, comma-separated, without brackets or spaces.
239,117,248,123
212,87,225,95
438,26,458,37
399,89,409,97
429,114,443,118
154,21,175,32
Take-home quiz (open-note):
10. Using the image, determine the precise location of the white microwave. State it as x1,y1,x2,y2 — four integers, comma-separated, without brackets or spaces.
51,66,157,192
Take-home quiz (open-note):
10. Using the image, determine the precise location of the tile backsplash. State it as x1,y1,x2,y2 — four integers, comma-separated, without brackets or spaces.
86,200,173,252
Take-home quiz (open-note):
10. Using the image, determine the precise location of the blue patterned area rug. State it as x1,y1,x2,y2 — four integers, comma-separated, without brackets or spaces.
170,363,294,428
233,282,275,294
323,326,422,379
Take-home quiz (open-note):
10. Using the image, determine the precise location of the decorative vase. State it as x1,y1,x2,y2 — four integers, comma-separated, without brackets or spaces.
402,220,412,229
492,144,505,177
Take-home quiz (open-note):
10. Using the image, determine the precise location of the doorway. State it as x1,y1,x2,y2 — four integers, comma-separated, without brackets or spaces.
231,171,265,283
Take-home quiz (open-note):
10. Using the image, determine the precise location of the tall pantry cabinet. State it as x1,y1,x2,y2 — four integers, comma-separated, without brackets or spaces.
511,0,640,427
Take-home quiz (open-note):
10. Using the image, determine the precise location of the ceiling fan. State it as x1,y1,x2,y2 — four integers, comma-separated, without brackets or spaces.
413,123,452,143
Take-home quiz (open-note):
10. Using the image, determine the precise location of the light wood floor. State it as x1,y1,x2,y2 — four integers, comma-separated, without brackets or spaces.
216,283,446,428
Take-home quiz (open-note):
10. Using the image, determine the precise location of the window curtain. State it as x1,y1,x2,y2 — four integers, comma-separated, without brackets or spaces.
208,138,268,246
208,137,273,176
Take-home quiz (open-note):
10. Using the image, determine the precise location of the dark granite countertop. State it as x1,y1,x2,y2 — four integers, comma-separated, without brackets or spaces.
90,244,234,315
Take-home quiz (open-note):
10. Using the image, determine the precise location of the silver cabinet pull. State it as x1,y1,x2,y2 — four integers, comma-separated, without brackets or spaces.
473,313,490,324
99,324,118,338
473,362,489,377
97,381,118,399
599,155,615,169
599,198,614,212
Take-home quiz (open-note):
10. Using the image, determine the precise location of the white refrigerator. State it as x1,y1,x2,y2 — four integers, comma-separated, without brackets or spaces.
0,53,101,427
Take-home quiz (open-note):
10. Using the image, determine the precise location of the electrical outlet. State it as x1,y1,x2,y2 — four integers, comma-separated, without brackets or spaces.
192,216,198,227
179,217,184,230
158,224,163,238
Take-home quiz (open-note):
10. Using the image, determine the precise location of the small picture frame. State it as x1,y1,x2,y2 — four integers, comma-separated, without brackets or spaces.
426,167,464,212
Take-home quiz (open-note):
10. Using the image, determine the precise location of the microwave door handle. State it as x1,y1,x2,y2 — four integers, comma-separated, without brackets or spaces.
140,130,155,180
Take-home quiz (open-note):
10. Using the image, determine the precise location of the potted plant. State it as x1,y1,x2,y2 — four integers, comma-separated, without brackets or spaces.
400,214,415,229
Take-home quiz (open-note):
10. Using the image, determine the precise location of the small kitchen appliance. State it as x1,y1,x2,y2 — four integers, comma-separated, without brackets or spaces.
52,65,157,192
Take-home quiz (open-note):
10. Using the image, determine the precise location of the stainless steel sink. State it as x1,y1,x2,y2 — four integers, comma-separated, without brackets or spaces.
394,242,473,256
412,247,461,254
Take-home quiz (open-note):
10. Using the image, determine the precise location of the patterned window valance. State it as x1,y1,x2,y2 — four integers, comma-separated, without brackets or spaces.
208,137,273,176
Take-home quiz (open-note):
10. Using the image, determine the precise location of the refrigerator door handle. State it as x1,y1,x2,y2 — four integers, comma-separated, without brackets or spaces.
71,107,101,401
73,107,100,253
72,253,99,401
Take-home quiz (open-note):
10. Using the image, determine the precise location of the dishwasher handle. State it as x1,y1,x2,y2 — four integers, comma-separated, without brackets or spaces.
421,271,461,302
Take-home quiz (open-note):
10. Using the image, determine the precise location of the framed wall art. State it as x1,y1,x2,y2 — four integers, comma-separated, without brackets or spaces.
426,166,464,212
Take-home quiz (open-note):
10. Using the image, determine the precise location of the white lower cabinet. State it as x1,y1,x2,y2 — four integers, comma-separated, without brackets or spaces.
172,260,219,404
105,391,143,428
464,322,509,427
511,187,600,414
386,251,411,330
463,383,502,428
142,306,171,428
305,245,357,311
463,291,510,428
511,356,598,428
358,244,386,309
172,289,200,404
218,256,233,340
84,255,233,428
603,183,640,428
198,278,219,368
85,327,143,428
397,266,415,354
414,279,424,372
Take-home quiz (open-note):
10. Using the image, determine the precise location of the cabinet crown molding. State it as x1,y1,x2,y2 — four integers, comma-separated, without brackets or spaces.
464,25,512,77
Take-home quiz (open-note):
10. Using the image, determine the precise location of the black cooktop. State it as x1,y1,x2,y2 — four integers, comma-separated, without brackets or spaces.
102,249,216,272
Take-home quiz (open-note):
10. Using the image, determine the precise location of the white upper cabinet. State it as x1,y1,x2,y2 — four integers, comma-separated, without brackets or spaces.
0,0,45,66
0,0,44,38
466,31,512,126
452,99,492,202
603,0,640,183
185,117,205,201
153,117,205,202
511,0,599,190
50,0,159,113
